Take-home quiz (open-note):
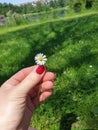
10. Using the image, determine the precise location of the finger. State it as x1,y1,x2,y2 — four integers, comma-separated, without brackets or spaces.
32,90,52,107
40,81,54,93
29,81,54,98
42,72,56,82
27,72,56,96
15,65,46,95
40,90,52,102
2,66,35,87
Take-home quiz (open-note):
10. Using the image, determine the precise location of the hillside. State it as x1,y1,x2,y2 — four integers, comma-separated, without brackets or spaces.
0,12,98,129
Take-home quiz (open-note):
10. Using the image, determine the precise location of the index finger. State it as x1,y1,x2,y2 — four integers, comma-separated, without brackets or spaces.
2,66,35,87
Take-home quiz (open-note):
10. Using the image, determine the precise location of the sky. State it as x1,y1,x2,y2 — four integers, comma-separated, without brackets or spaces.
0,0,35,5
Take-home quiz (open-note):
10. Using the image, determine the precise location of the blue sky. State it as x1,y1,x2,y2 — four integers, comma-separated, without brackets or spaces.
0,0,34,4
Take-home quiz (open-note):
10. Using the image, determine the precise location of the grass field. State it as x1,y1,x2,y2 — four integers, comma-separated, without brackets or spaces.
0,11,98,129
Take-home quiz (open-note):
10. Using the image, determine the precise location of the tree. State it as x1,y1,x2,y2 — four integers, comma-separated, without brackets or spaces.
57,0,66,7
35,1,43,12
85,0,93,9
49,0,58,8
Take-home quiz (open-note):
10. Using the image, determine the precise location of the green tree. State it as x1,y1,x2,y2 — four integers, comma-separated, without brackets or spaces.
35,1,43,12
57,0,66,7
49,0,58,8
26,3,34,13
85,0,93,9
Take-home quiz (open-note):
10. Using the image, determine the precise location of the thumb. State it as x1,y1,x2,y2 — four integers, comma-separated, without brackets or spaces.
15,65,46,95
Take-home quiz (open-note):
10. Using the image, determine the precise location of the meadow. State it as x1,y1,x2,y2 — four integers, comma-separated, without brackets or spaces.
0,11,98,129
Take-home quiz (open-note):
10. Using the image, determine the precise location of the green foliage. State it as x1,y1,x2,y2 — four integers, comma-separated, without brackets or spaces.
4,7,70,26
93,0,98,10
0,0,98,27
69,0,98,13
0,12,98,129
0,0,98,16
5,13,28,26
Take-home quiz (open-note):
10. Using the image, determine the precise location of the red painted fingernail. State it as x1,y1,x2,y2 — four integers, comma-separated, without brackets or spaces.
36,65,45,75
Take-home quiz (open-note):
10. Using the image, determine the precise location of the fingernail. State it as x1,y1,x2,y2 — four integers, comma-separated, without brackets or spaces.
36,65,45,75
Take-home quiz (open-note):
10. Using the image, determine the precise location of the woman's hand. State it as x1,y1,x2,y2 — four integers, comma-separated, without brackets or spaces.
0,65,56,130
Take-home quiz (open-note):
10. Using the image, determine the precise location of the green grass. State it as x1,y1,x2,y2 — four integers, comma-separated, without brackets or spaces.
0,12,98,129
0,10,97,35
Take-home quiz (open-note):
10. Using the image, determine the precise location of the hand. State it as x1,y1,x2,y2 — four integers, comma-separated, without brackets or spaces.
0,65,56,130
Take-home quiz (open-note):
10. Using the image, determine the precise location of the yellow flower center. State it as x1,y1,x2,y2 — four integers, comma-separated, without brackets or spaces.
38,57,43,61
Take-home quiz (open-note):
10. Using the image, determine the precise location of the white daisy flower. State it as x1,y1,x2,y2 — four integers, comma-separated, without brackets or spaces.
72,96,77,101
76,117,80,120
34,53,47,65
89,65,93,68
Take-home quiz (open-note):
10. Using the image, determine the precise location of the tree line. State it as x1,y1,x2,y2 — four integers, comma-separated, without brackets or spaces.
0,0,97,16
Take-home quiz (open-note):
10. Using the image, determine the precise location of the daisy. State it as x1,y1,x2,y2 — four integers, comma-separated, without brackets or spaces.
89,65,93,68
34,53,47,65
76,117,80,120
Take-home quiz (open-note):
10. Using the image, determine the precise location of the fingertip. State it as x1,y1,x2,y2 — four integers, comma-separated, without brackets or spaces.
43,72,56,81
39,90,53,102
36,65,46,75
40,81,54,92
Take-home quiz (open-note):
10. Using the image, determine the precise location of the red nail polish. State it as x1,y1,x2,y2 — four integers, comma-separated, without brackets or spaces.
36,65,45,74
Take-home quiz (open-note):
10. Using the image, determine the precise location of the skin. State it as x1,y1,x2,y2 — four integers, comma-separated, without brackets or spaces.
0,65,56,130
